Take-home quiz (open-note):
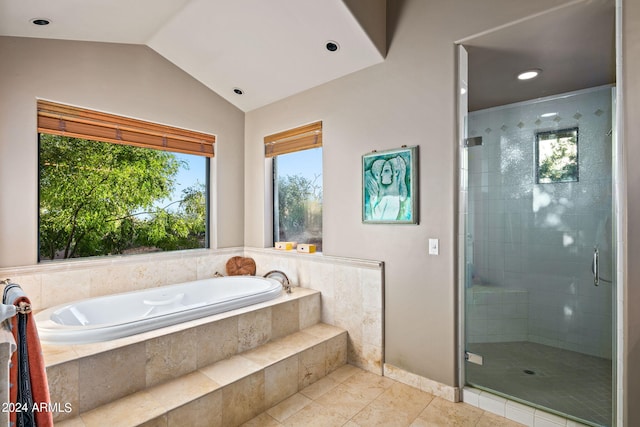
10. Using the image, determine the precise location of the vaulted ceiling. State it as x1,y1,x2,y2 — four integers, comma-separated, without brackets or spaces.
0,0,386,112
0,0,616,113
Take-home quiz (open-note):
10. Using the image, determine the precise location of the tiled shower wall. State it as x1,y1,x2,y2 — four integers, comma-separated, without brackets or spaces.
0,247,383,373
466,86,613,358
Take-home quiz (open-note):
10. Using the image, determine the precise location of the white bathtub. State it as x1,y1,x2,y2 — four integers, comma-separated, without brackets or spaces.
35,276,282,345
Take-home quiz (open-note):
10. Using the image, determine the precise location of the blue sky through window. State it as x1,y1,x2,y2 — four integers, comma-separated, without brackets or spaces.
276,147,322,181
158,152,206,212
164,148,322,209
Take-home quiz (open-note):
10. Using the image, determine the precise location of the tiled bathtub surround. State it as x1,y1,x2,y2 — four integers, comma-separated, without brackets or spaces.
0,245,384,420
60,322,347,426
0,247,383,376
244,248,384,375
0,248,244,312
44,287,328,422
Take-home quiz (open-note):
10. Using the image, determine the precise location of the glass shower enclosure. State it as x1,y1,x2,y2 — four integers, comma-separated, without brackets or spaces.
460,85,615,427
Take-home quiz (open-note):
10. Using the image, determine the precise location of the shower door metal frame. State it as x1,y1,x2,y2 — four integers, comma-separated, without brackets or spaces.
456,43,470,395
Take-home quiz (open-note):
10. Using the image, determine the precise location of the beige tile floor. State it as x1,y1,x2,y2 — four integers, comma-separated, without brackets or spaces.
243,364,525,427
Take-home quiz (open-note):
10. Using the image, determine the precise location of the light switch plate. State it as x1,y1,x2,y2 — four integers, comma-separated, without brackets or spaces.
429,238,439,255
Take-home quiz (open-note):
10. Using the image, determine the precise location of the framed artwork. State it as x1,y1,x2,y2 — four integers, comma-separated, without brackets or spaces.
362,145,418,224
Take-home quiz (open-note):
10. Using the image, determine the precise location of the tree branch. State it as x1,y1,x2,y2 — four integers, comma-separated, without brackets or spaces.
104,199,185,223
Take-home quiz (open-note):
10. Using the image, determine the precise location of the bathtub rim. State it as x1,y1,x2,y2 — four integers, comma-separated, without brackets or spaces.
35,275,282,345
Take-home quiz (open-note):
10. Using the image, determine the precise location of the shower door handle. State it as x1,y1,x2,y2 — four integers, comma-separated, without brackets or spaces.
593,247,599,286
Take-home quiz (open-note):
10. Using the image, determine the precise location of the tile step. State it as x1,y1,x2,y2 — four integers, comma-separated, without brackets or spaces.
56,323,347,427
44,287,322,420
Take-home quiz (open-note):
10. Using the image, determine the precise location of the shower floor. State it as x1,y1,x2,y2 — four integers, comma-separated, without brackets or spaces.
466,341,612,427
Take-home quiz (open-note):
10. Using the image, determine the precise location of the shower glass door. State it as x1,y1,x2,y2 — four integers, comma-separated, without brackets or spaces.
462,85,615,427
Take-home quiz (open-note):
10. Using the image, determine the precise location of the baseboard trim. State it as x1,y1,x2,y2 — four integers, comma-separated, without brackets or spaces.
383,363,459,402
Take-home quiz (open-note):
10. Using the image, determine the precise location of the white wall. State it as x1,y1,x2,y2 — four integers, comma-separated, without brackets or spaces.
467,86,613,357
0,37,245,267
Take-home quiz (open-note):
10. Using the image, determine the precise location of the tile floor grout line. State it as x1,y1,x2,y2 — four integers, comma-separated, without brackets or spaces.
244,364,527,427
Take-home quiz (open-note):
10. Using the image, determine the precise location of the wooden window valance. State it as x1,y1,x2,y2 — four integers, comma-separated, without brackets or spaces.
264,121,322,158
37,100,215,157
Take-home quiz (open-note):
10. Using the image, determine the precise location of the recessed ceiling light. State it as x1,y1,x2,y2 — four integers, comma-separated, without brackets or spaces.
517,69,541,80
325,41,340,52
30,18,51,26
540,112,558,118
233,88,243,95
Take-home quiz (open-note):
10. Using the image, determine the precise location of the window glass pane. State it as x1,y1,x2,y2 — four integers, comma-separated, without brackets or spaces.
536,128,578,183
274,147,322,251
38,134,208,260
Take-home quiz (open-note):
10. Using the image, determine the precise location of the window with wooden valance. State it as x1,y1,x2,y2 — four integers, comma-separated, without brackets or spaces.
37,100,215,157
264,121,322,158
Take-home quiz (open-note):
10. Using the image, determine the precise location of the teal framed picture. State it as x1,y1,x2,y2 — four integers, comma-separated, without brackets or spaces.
362,145,418,224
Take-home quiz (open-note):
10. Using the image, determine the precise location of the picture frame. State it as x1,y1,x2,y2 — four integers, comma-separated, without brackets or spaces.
362,145,418,224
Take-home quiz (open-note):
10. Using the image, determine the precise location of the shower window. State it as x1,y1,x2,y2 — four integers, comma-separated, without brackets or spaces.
535,127,579,183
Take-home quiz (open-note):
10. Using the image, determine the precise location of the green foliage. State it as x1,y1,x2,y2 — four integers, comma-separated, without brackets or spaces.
277,174,322,245
39,134,206,259
135,185,207,251
538,133,578,183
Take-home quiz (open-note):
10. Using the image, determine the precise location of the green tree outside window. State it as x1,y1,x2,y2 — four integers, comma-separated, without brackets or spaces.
536,128,578,184
39,134,207,260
